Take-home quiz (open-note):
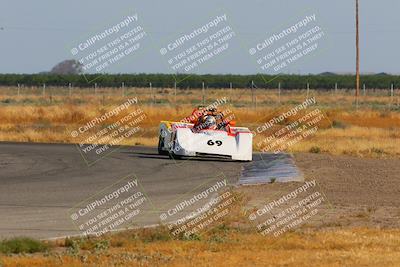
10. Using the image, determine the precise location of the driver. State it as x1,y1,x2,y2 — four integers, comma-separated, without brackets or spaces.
191,107,225,131
203,115,217,130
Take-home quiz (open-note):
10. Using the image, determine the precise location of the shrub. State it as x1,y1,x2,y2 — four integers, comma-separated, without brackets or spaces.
0,237,48,254
332,120,347,129
309,146,321,153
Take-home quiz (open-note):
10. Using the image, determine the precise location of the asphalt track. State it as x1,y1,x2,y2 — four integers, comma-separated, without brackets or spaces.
0,142,302,239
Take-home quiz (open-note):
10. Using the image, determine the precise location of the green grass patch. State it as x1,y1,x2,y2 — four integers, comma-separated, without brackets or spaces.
0,237,48,254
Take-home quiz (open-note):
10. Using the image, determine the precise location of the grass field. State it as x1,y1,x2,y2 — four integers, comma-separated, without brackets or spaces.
0,86,399,158
1,228,400,267
1,86,399,266
1,190,400,267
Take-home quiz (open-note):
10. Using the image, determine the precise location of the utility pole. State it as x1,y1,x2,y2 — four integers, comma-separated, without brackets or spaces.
355,0,360,108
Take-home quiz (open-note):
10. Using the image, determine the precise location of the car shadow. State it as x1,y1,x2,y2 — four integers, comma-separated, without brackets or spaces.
119,151,243,162
119,151,168,159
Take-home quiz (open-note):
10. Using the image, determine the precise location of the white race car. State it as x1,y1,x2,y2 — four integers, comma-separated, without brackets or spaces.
158,121,252,161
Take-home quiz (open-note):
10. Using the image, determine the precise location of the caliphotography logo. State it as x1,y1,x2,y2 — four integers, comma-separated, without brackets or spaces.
0,1,399,266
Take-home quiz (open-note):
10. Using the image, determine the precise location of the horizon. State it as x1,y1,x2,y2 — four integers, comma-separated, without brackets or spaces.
0,71,398,76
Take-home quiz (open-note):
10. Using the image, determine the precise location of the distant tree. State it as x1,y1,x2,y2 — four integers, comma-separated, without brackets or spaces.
50,59,83,75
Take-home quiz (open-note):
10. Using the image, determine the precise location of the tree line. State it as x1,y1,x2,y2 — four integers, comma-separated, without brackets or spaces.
0,73,398,89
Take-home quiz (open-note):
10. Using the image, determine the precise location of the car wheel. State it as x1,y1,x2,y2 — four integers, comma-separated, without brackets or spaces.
158,136,165,155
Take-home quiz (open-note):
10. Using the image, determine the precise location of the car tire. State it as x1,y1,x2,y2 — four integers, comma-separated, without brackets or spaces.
158,136,166,155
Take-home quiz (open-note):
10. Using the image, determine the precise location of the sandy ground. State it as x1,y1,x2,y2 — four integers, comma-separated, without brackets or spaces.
241,153,400,229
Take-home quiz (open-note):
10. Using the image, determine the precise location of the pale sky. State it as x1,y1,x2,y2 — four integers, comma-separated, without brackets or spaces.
0,0,399,74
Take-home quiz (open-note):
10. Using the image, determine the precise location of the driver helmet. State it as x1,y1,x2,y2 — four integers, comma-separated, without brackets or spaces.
204,115,217,130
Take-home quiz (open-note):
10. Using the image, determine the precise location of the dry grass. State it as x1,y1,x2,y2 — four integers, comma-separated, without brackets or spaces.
0,87,399,158
1,228,400,267
1,190,399,266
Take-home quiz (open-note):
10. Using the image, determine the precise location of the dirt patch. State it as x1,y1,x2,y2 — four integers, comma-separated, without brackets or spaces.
240,153,400,230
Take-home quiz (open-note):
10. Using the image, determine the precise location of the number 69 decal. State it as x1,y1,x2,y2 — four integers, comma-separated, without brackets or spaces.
207,140,223,146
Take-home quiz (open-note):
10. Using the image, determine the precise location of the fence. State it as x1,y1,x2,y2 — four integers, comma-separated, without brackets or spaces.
0,82,399,109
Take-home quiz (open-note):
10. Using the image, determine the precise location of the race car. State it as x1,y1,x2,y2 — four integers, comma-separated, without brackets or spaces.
157,107,252,161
